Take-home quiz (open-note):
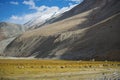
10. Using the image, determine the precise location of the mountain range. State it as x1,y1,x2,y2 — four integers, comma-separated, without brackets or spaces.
0,0,120,60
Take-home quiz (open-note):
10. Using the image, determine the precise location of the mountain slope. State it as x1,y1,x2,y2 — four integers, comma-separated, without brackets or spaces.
0,22,24,41
3,0,120,60
0,22,25,54
24,12,58,30
30,0,120,29
3,12,120,60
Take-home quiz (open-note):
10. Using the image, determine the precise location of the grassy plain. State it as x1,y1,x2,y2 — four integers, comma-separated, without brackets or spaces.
0,59,120,80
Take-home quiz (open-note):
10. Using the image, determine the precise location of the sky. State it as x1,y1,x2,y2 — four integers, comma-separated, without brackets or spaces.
0,0,83,24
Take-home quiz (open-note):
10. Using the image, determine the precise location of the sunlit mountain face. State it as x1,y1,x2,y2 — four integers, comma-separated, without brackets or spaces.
0,0,119,61
0,0,83,24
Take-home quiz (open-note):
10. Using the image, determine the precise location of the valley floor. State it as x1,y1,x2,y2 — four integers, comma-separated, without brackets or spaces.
0,59,120,80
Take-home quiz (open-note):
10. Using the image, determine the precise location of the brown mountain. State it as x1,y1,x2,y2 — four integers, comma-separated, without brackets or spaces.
3,0,120,60
30,0,120,29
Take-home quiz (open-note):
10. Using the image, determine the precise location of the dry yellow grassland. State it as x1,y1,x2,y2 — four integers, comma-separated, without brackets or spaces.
0,59,120,80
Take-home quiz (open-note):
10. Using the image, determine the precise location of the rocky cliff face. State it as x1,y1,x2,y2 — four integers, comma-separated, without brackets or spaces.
3,0,120,60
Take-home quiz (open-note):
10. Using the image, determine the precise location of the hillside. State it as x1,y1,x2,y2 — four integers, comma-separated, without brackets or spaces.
28,0,120,29
24,12,58,30
2,0,120,60
0,22,25,54
0,22,24,41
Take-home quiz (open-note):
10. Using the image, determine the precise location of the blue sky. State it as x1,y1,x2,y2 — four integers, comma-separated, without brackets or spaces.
0,0,83,24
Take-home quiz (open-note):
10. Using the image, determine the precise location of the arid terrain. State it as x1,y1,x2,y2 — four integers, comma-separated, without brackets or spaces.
0,0,120,80
0,59,120,80
1,0,119,60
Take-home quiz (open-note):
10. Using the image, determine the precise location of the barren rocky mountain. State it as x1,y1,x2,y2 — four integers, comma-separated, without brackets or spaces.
28,0,120,29
24,12,58,30
2,0,120,60
0,22,24,41
0,22,25,54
